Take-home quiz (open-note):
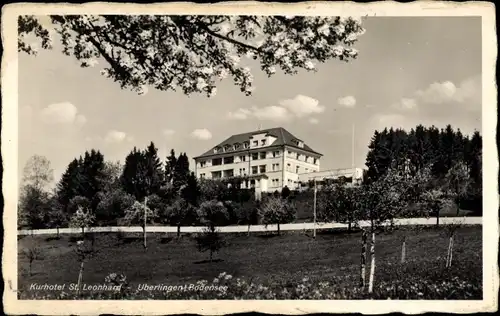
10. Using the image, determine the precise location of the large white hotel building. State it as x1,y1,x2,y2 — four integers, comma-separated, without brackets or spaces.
193,127,363,193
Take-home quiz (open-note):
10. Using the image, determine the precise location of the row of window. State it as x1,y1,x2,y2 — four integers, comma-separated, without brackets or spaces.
199,151,318,168
214,139,272,154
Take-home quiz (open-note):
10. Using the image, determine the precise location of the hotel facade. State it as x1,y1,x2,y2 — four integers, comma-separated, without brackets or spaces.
193,127,322,192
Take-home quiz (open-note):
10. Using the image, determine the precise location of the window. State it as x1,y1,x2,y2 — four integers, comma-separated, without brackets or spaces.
259,165,267,173
313,158,318,165
224,145,232,152
234,143,241,150
212,158,222,166
253,140,258,147
296,166,300,173
223,156,234,164
287,163,291,172
211,171,222,179
288,151,292,155
240,155,246,162
244,142,249,149
223,169,234,178
273,151,280,158
305,168,309,173
261,139,267,146
252,153,259,160
250,179,256,187
272,163,280,171
260,152,266,159
272,179,279,187
239,168,246,175
252,166,258,174
296,153,300,159
200,161,206,168
200,173,205,179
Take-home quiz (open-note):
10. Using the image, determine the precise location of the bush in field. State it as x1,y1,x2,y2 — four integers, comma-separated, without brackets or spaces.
258,196,296,235
195,200,229,262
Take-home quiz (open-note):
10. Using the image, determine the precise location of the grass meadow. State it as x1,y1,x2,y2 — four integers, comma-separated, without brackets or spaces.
18,225,482,299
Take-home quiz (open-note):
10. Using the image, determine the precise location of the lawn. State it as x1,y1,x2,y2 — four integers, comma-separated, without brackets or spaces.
18,225,482,299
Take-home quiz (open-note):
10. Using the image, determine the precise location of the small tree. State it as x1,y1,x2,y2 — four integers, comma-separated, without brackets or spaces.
23,245,43,276
123,201,157,249
258,196,296,236
74,239,96,295
48,206,68,239
69,206,95,239
164,197,196,238
317,183,358,232
195,200,229,262
355,167,428,294
420,189,453,226
445,161,471,216
443,217,466,268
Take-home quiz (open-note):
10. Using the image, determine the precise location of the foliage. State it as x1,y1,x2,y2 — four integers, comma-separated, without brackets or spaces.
67,196,91,215
195,200,230,260
317,183,358,227
69,206,96,232
121,143,164,201
19,15,365,96
18,184,51,230
95,189,135,225
258,196,296,232
123,201,157,229
22,155,54,191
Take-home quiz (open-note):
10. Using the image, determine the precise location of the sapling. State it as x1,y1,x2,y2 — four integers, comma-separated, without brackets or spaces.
258,196,296,236
69,206,95,241
23,245,43,276
195,200,229,262
123,200,157,249
74,240,96,295
444,218,465,268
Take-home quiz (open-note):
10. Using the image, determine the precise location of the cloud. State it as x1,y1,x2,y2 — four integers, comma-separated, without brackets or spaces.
227,108,252,120
309,118,319,124
162,129,176,137
227,94,323,122
40,102,86,126
337,95,356,108
415,75,481,105
251,105,291,121
191,128,212,140
393,98,417,110
104,130,131,143
278,94,325,117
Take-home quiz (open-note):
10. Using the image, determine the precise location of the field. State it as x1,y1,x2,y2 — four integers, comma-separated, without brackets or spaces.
18,225,482,299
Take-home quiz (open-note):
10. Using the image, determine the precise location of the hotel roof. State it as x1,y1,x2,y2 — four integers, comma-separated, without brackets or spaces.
194,127,322,159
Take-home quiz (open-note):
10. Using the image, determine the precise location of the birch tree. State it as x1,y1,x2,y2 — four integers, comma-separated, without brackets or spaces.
355,168,428,294
19,15,365,96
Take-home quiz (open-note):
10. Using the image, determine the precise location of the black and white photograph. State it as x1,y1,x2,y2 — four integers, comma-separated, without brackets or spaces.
2,1,498,314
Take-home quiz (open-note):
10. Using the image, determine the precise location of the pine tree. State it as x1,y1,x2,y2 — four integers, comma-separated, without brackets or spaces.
143,141,164,195
57,158,85,212
165,149,177,185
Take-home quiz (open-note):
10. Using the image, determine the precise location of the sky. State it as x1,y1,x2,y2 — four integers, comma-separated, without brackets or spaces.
18,16,482,187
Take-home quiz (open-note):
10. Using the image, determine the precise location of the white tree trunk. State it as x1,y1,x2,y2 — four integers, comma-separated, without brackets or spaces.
446,236,453,268
401,236,406,263
368,231,376,294
446,235,455,268
76,261,84,295
360,230,367,289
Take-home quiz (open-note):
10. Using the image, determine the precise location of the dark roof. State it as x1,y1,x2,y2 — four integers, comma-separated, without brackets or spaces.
194,127,322,159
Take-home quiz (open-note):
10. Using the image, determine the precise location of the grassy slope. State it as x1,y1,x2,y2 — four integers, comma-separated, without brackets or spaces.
18,225,482,296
